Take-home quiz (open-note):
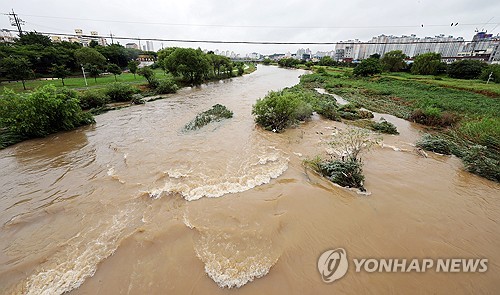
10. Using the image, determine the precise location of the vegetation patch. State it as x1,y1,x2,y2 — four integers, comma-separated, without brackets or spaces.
104,82,140,102
371,119,399,134
184,104,233,130
416,134,452,155
0,85,94,148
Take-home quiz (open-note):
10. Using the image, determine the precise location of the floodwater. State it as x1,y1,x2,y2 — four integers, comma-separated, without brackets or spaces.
0,65,499,294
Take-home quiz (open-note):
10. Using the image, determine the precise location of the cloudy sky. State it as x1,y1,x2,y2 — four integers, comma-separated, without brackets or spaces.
2,0,499,56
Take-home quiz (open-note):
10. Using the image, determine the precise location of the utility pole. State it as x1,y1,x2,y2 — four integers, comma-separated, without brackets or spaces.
110,31,114,44
8,9,25,37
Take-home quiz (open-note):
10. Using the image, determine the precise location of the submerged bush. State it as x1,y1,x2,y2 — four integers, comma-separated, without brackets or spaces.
371,119,399,134
0,85,94,141
252,90,308,132
462,145,500,182
79,89,108,110
316,100,340,121
416,134,452,155
184,104,233,130
318,159,365,189
104,82,139,102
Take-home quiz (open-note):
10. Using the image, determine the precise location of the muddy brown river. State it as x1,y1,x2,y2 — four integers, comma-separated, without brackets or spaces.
1,65,499,294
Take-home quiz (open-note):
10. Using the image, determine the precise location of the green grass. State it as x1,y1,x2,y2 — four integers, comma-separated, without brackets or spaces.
302,67,500,181
0,69,166,92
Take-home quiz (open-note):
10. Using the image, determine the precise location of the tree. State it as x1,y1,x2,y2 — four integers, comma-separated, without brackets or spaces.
369,53,381,59
164,48,211,84
89,40,99,48
107,63,122,82
447,59,487,79
411,52,443,75
0,56,33,90
17,31,52,47
50,64,71,86
319,56,336,66
137,66,158,88
128,60,139,79
97,44,129,68
278,58,300,68
262,58,272,65
74,47,106,68
480,64,500,83
381,50,407,72
353,58,382,76
87,65,102,83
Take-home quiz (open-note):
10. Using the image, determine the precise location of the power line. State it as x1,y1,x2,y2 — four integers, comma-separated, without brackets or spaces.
3,29,487,45
2,12,499,30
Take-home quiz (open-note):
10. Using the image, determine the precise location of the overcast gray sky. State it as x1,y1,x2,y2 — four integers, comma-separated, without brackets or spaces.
2,0,499,55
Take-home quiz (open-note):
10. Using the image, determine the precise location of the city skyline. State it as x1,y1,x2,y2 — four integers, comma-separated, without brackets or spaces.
1,0,499,56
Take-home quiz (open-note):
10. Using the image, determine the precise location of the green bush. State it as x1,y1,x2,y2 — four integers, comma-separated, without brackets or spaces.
79,89,108,110
462,145,500,182
184,104,233,130
131,94,145,105
371,119,399,134
416,134,452,155
104,82,139,102
353,58,382,77
318,159,365,190
0,85,94,140
317,100,340,121
480,64,500,83
155,75,179,94
252,90,307,132
448,60,487,79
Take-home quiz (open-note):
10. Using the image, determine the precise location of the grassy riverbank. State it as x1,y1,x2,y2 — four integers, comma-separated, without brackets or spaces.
301,67,500,181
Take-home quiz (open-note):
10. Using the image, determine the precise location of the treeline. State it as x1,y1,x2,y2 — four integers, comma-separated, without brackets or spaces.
273,51,500,83
0,32,152,89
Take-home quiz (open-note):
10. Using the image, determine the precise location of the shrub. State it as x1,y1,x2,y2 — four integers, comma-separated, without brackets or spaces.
104,82,139,102
0,85,94,139
353,58,382,77
131,94,145,105
416,134,452,154
371,119,399,134
184,104,233,130
155,75,179,94
252,90,307,132
295,100,314,121
448,60,487,79
462,145,500,182
318,159,365,189
479,64,500,83
358,110,374,119
317,100,340,121
79,89,108,110
411,52,443,75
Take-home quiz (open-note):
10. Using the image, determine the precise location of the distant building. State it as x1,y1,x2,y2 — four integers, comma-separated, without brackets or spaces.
0,29,15,43
126,43,139,49
146,41,154,52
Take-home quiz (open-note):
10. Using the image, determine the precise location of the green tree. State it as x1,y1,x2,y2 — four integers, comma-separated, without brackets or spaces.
96,44,130,68
127,60,139,79
74,47,106,68
89,40,99,48
353,58,382,76
0,56,33,90
411,52,443,75
50,64,71,86
381,50,407,72
278,58,300,68
16,31,52,47
107,63,122,82
369,53,381,59
319,56,336,66
87,65,102,83
262,58,272,65
157,47,179,74
447,59,487,79
165,48,211,84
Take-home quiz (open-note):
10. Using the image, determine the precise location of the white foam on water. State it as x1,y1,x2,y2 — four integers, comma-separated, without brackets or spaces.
149,150,289,201
194,229,278,289
20,208,135,295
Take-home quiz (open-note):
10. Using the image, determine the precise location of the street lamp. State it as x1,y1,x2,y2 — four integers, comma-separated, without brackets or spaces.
80,64,88,87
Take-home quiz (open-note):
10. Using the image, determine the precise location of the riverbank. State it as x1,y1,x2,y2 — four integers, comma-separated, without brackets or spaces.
300,67,500,181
